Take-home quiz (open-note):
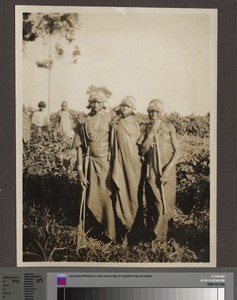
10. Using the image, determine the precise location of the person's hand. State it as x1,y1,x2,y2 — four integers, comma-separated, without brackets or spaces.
160,165,173,184
77,170,89,189
150,119,161,134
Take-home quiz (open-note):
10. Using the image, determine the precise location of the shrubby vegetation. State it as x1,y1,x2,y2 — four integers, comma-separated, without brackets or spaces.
23,109,210,263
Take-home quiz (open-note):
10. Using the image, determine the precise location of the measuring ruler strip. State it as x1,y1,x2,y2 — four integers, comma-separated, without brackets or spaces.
1,271,45,300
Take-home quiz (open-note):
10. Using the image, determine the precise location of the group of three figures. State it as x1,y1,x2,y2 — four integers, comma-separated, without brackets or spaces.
72,87,180,246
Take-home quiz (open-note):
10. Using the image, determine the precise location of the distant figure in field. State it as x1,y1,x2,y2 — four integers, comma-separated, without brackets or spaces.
57,101,74,139
139,99,180,242
31,101,50,135
22,105,31,147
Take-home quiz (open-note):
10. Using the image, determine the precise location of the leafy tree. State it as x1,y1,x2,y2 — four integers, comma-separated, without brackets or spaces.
23,13,81,113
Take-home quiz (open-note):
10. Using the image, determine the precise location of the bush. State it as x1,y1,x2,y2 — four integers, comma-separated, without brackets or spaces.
176,135,209,213
133,111,210,137
23,124,81,223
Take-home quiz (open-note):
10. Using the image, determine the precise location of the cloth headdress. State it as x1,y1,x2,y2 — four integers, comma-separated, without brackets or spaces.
120,96,136,110
61,100,68,106
86,86,112,109
147,99,164,113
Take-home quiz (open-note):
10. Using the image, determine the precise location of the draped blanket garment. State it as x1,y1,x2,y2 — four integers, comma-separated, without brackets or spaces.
58,110,74,138
111,116,142,231
140,122,176,240
73,111,116,241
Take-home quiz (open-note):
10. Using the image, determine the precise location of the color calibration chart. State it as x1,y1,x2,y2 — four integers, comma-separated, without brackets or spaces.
47,272,233,300
0,270,234,299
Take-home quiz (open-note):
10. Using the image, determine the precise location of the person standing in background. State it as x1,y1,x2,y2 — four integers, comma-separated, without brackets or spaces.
57,100,74,139
31,101,50,135
22,105,31,147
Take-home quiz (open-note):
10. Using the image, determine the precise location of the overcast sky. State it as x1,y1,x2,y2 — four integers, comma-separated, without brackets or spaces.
21,7,217,115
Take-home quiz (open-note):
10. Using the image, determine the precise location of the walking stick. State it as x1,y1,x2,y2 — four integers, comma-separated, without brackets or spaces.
77,147,90,251
155,132,167,215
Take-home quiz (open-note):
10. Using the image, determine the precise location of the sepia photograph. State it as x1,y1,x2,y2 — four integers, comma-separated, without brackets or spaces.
16,6,217,267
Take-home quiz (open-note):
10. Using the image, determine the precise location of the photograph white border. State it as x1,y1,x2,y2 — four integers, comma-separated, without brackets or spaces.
16,5,217,267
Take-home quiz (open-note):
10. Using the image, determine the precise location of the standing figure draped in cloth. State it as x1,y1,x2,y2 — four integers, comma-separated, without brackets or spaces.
111,96,142,241
57,101,74,139
72,88,116,243
23,105,31,147
139,99,180,242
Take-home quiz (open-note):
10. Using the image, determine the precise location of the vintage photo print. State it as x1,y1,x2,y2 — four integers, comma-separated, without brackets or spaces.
16,6,217,267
